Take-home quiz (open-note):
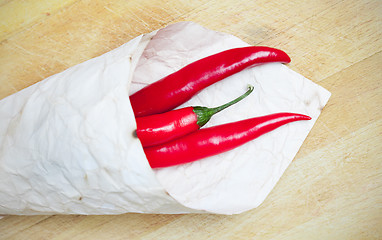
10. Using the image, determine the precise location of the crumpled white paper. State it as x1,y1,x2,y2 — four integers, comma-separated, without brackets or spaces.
0,22,330,215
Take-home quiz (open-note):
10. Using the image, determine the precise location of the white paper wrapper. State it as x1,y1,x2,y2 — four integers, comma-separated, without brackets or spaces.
0,22,330,215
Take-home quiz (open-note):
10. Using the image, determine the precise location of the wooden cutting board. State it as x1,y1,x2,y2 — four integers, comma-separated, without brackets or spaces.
0,0,381,239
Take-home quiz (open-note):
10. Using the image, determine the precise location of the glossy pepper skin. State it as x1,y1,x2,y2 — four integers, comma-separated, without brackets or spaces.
136,85,254,147
130,46,291,117
144,112,311,168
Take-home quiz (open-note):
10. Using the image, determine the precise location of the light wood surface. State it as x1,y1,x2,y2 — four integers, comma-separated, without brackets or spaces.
0,0,381,239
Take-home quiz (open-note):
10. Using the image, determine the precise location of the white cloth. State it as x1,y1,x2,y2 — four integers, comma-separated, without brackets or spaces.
0,22,330,215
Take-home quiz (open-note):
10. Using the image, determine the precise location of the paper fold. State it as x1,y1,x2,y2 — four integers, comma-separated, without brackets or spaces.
0,22,330,215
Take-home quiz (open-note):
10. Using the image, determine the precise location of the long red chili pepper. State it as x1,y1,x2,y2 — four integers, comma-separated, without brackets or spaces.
144,112,311,168
130,46,290,117
136,85,254,147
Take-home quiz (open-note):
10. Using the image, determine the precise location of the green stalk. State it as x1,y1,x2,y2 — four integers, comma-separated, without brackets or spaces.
193,85,254,127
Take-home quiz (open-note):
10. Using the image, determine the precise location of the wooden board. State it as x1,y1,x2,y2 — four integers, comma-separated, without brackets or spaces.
0,0,381,239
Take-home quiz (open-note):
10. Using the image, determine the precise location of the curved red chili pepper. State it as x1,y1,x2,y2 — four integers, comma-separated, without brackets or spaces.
130,46,291,117
136,85,254,147
144,112,311,168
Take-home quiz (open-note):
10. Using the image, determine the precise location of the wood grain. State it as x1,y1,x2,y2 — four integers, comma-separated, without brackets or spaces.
0,0,381,239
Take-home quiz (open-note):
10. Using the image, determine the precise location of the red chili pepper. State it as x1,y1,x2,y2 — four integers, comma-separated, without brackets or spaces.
144,112,311,168
130,46,290,117
136,85,254,147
